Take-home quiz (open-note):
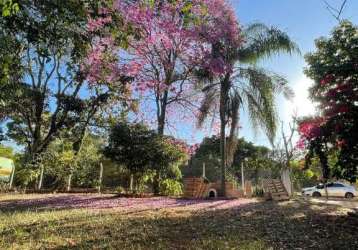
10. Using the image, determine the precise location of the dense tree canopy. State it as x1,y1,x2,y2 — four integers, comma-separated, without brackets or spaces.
298,21,358,183
0,0,132,164
104,122,189,193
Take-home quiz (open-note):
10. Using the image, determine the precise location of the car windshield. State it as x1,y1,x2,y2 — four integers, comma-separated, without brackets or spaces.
316,184,324,189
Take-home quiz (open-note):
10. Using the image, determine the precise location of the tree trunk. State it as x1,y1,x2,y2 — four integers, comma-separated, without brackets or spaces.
219,82,227,197
157,90,169,136
324,180,328,200
158,116,165,135
281,168,293,196
157,105,167,136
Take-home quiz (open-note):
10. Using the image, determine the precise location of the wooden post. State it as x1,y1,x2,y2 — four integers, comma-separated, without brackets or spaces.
9,162,15,189
38,164,44,190
129,174,134,192
202,162,206,178
67,174,72,192
98,162,103,193
241,161,245,196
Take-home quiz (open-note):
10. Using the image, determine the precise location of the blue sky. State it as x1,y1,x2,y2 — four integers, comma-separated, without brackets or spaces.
173,0,358,147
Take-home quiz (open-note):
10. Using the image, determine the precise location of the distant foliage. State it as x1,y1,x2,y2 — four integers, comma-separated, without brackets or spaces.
185,136,280,183
0,144,14,159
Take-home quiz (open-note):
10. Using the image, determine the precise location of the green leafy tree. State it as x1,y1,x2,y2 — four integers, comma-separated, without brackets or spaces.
28,134,104,190
1,0,131,165
105,122,188,194
299,21,358,183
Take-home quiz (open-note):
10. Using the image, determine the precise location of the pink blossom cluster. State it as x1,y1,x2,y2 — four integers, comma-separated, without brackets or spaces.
320,74,335,86
82,36,122,85
187,143,200,156
297,118,325,142
296,119,323,150
192,0,242,76
114,0,197,93
87,16,112,32
114,0,241,90
166,137,199,156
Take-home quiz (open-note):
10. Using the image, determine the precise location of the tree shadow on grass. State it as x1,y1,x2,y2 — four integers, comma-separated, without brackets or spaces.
0,194,248,214
1,197,357,249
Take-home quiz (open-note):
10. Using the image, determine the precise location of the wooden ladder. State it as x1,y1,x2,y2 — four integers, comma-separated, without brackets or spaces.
263,179,289,201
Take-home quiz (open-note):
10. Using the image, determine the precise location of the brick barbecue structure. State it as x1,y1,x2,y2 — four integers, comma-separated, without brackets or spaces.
183,177,244,199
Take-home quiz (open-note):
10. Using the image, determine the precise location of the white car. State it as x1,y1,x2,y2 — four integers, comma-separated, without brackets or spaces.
302,182,357,199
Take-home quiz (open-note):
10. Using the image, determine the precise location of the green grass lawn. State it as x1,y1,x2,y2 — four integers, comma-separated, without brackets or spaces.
0,194,357,249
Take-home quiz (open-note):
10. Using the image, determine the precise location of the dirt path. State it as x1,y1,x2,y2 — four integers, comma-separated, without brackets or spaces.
303,196,358,209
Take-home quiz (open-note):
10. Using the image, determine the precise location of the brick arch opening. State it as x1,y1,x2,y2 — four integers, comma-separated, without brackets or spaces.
208,188,217,198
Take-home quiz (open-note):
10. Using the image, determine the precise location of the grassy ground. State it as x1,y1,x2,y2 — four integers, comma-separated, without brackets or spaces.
0,194,357,250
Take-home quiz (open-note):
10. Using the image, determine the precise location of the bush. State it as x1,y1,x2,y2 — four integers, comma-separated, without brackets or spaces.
253,187,264,197
116,186,126,194
159,179,183,196
0,182,10,192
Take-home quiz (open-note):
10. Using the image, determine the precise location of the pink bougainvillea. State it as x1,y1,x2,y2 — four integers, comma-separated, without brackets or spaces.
297,117,326,143
296,118,324,150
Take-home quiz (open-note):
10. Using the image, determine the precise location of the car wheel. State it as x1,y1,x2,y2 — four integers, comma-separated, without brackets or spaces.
345,192,354,199
312,192,321,197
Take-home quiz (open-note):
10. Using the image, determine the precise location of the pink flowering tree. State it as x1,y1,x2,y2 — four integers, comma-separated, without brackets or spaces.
112,0,209,135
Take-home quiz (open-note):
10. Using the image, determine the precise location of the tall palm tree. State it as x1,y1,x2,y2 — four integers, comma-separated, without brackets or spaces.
196,23,299,196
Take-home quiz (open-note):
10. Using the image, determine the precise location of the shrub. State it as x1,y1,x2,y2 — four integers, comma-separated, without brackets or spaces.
159,179,183,196
116,186,126,194
253,186,264,197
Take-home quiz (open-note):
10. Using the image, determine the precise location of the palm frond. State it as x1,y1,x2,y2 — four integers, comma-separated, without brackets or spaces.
270,74,295,100
239,23,300,64
240,67,294,98
197,88,218,128
237,67,283,142
243,88,277,143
